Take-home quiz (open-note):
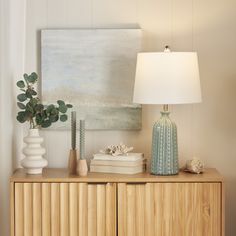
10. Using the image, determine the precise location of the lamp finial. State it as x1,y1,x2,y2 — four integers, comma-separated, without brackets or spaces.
164,45,171,52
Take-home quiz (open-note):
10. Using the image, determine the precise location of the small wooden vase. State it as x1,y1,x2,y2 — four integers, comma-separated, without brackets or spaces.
68,149,77,175
77,159,88,176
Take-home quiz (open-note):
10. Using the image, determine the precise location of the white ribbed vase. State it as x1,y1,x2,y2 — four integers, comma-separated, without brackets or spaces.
21,128,47,174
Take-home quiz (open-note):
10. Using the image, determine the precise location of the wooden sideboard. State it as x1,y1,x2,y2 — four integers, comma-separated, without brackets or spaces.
10,168,224,236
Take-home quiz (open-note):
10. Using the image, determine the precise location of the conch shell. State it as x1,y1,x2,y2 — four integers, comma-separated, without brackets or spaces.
100,143,133,156
184,158,204,174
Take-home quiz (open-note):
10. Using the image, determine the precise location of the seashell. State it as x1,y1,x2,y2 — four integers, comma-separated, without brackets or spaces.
100,143,133,156
184,158,204,174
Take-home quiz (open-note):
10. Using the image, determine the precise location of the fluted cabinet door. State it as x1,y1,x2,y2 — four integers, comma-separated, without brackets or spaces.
118,183,221,236
14,183,116,236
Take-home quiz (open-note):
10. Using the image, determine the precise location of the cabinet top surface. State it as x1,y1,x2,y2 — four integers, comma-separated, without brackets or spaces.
10,168,223,183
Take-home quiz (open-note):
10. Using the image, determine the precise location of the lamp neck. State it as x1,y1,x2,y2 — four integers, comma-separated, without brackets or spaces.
163,104,169,112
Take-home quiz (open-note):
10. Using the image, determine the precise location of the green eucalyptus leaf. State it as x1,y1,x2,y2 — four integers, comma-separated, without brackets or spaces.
51,108,58,116
27,72,38,83
26,88,37,98
17,94,27,102
59,105,67,113
31,72,38,80
66,104,73,108
60,114,68,122
17,102,26,110
46,104,55,114
57,100,65,106
42,110,48,119
17,80,25,88
49,115,59,123
35,114,42,125
16,111,27,123
23,73,28,79
35,104,44,112
29,98,38,106
26,89,32,98
41,119,52,128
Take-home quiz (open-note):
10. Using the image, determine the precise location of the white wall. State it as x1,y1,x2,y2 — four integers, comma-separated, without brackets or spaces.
2,0,236,235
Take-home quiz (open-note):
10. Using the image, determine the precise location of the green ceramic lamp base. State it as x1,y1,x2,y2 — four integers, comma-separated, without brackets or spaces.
151,106,179,175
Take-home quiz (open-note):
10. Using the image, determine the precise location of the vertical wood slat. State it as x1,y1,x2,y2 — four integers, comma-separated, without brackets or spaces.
136,185,145,236
145,183,154,236
97,184,106,236
15,183,24,236
60,183,69,236
42,183,51,236
10,183,15,236
88,185,97,236
69,183,78,236
106,183,116,236
118,183,127,236
79,183,88,236
127,185,136,236
33,183,42,236
51,183,60,236
24,183,33,236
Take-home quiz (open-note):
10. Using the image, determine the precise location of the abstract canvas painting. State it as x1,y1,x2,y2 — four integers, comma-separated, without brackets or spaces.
41,29,142,130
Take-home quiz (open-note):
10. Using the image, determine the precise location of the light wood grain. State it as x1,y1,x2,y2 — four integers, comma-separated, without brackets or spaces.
127,184,136,236
118,182,222,236
88,184,97,236
106,183,116,236
33,183,42,236
42,183,51,236
78,183,88,236
69,183,78,236
11,169,223,236
10,168,223,183
10,183,15,236
145,183,155,236
135,184,145,236
60,183,69,236
24,183,33,236
118,183,127,236
97,184,106,236
15,183,24,236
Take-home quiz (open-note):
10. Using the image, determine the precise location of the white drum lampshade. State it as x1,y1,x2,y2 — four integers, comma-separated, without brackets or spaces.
133,52,202,104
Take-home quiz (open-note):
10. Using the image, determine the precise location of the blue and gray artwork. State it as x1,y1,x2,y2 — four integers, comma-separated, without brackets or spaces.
41,29,142,130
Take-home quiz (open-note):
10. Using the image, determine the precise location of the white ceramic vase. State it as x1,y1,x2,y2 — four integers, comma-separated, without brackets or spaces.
21,128,48,174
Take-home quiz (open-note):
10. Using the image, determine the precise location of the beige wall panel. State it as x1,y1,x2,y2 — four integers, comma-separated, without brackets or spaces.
66,0,92,27
93,0,137,28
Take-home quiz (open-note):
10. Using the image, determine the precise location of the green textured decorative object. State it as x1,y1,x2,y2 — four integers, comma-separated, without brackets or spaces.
151,111,179,175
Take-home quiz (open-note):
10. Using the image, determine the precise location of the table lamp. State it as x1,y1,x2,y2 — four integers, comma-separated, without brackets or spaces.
133,46,202,175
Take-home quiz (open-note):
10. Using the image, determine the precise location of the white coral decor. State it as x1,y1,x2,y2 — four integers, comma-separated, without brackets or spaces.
100,143,133,156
